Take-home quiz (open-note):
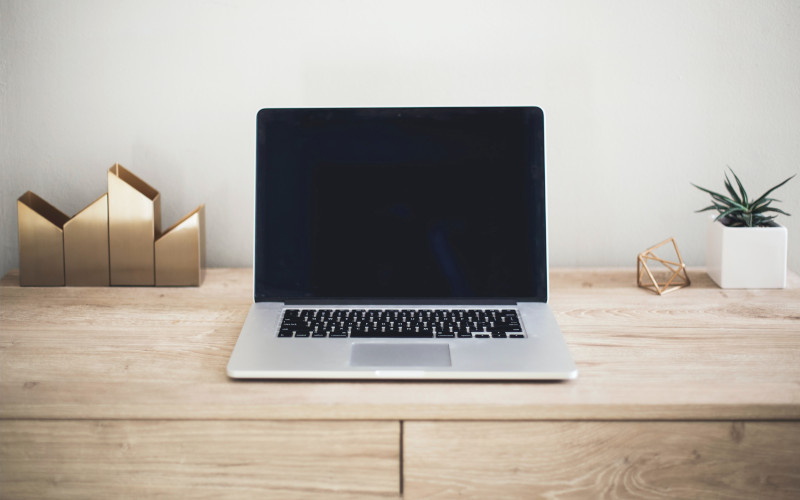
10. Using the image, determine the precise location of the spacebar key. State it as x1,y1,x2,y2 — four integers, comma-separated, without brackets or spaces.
350,332,433,338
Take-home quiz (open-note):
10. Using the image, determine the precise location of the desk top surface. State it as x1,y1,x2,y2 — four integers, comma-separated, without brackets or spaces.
1,268,798,421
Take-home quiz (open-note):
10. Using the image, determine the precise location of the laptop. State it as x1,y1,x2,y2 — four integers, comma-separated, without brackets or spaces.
227,106,578,380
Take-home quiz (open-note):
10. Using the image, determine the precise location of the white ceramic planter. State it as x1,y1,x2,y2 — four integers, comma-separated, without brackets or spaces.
705,216,788,289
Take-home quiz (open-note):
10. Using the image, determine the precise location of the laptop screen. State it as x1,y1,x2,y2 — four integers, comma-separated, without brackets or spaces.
254,107,547,304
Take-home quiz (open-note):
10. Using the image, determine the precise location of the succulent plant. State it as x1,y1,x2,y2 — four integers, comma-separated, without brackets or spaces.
693,168,795,227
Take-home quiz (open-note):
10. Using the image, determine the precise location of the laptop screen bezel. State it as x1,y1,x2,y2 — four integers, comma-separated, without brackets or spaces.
253,106,549,305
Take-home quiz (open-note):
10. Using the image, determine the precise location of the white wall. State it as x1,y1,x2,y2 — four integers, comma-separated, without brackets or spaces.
2,0,799,278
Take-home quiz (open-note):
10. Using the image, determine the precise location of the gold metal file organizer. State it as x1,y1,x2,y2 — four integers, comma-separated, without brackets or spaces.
17,191,69,286
108,164,161,286
64,194,109,286
155,205,206,286
17,164,205,287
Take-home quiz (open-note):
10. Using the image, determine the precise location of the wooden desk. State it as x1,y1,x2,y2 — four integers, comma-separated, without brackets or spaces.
1,268,799,499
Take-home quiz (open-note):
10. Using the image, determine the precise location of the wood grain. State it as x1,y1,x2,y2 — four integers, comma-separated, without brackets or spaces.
403,421,800,500
1,268,799,420
2,268,799,499
0,420,400,499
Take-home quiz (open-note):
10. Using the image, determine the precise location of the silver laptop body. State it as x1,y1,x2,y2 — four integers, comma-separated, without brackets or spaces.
227,107,577,380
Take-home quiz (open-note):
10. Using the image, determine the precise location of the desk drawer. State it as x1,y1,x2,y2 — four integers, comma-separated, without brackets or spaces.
404,421,800,499
0,420,400,499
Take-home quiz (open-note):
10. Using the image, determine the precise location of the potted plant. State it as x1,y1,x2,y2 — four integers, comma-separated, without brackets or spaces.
693,168,795,289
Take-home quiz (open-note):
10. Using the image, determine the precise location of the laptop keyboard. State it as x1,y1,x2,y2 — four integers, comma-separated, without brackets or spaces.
277,309,525,339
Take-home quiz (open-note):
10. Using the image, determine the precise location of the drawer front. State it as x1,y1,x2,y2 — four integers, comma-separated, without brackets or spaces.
404,421,800,499
1,420,400,499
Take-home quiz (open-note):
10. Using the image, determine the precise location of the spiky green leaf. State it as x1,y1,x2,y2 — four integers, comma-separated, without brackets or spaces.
716,206,744,222
728,168,749,206
750,174,796,208
723,173,742,204
692,184,746,210
751,197,780,211
759,207,791,216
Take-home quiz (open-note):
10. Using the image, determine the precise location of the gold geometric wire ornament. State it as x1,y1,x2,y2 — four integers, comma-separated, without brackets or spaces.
637,237,691,295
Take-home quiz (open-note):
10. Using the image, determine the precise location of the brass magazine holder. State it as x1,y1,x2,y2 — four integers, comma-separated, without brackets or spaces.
17,164,205,286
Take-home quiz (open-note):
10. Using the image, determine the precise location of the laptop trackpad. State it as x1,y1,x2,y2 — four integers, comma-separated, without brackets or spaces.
350,343,451,367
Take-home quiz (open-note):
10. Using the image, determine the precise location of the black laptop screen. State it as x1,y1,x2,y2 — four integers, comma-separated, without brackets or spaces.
254,107,547,303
